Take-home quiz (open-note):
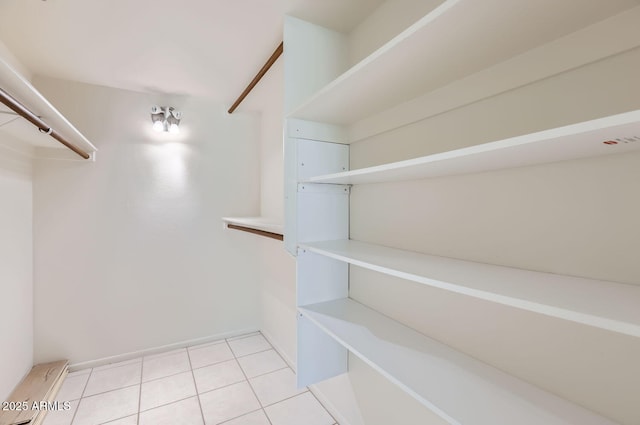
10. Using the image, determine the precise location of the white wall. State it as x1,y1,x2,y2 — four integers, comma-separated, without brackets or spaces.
0,143,33,402
347,0,443,65
31,76,262,365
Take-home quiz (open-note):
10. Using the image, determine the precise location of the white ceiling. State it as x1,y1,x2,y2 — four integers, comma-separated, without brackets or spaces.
0,0,383,111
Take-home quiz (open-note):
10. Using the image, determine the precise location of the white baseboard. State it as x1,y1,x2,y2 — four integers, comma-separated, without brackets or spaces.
260,329,296,370
68,327,259,371
309,384,356,425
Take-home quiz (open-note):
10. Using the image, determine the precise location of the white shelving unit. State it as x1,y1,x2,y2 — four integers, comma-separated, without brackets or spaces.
300,298,616,425
300,239,640,338
284,1,640,423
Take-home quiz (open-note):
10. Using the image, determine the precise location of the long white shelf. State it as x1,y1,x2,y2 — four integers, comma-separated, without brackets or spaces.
304,110,640,184
288,0,636,125
0,55,97,155
299,240,640,338
300,298,616,425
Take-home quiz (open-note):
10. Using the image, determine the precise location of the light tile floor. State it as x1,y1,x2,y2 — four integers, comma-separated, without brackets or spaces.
44,332,338,425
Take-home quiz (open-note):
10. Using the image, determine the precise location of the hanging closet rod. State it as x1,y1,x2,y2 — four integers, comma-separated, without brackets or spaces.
227,224,284,241
0,86,91,159
228,41,283,114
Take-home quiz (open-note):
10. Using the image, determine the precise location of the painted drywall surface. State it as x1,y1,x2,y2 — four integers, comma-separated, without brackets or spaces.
0,146,33,402
0,39,32,80
347,0,445,65
257,58,285,220
349,49,640,425
31,77,262,364
256,236,296,364
350,47,640,168
348,354,447,425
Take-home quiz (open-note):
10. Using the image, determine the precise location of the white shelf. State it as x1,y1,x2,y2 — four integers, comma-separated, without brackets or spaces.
299,239,640,338
0,55,97,154
288,0,635,125
222,217,284,236
299,298,616,425
304,110,640,184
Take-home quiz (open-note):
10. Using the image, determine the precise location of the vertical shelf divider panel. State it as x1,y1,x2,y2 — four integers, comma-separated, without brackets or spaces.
283,15,353,388
296,249,349,387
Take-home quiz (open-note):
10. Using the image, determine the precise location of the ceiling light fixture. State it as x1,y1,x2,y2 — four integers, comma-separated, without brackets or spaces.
150,106,182,134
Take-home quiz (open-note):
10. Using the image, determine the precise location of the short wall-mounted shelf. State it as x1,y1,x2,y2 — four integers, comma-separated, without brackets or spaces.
304,110,640,184
300,239,640,338
222,217,284,241
299,298,616,425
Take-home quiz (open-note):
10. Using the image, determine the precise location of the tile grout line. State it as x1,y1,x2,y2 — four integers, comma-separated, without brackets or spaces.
97,412,137,425
186,345,207,425
65,333,283,425
137,359,143,425
67,383,140,404
233,346,274,360
308,390,340,425
246,365,290,380
141,367,192,385
137,394,197,415
261,390,310,409
69,367,94,425
215,407,264,425
224,338,274,425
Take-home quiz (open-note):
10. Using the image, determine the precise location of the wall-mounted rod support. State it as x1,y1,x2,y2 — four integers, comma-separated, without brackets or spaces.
0,87,91,159
227,224,284,241
228,41,283,114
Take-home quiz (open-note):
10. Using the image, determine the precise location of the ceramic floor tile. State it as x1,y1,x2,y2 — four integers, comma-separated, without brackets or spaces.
139,397,203,425
140,371,197,412
83,363,141,397
101,415,138,425
142,351,191,382
41,399,78,425
55,374,90,402
193,359,245,394
227,335,271,357
72,386,139,425
249,368,306,407
189,342,234,369
237,349,286,378
221,409,270,425
265,392,334,425
199,381,260,425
